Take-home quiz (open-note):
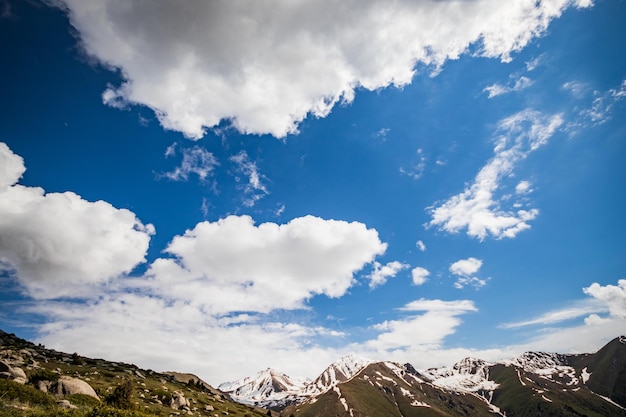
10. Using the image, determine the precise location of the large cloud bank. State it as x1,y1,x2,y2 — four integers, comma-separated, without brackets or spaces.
55,0,591,138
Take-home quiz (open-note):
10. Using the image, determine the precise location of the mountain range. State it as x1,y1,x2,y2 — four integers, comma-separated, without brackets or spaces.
1,329,625,416
219,336,626,416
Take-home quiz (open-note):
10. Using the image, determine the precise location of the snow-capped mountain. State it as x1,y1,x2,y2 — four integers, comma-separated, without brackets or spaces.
219,355,371,408
217,368,308,407
222,336,626,416
301,354,372,396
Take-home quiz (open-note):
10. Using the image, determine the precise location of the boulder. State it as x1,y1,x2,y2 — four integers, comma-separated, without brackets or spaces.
53,376,99,400
36,380,51,393
170,391,191,410
9,366,27,384
0,361,27,384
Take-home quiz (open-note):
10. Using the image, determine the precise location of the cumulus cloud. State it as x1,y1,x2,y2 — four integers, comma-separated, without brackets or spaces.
515,180,532,194
484,75,534,98
0,142,25,189
0,143,154,299
583,279,626,318
53,0,591,138
368,261,409,289
163,145,219,181
229,151,268,207
144,215,387,314
449,258,487,289
428,109,563,240
411,267,430,286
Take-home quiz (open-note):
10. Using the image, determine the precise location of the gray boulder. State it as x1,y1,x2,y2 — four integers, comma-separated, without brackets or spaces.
53,376,99,400
170,391,191,410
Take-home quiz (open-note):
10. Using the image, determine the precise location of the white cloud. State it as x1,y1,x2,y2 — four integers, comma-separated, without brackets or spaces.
484,75,534,98
449,258,487,289
163,145,219,181
498,279,626,355
368,261,409,289
501,302,605,328
449,258,482,276
562,80,589,98
54,0,591,138
144,215,387,314
365,298,477,351
26,294,346,385
400,148,426,180
229,151,268,207
411,267,430,286
0,143,154,299
515,180,532,194
428,109,563,240
416,240,426,252
0,142,25,190
579,79,626,126
525,55,543,71
583,279,626,318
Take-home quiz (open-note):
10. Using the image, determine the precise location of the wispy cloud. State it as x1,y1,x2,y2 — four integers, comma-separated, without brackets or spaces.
578,79,626,126
484,75,534,98
229,151,269,207
163,145,219,182
428,109,563,240
400,148,427,180
416,240,426,252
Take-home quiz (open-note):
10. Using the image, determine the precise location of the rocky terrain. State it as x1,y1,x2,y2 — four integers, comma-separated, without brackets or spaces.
0,329,269,417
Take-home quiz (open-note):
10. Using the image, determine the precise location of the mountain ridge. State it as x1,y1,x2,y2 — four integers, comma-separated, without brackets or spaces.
223,336,626,416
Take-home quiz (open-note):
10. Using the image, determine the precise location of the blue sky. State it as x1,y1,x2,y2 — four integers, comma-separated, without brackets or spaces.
1,0,625,384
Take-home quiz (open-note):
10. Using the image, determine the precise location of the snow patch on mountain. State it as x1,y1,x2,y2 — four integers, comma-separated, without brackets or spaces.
421,357,499,393
505,351,578,385
581,367,591,384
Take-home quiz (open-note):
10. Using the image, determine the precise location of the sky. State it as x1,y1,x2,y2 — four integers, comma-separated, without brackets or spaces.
1,0,625,386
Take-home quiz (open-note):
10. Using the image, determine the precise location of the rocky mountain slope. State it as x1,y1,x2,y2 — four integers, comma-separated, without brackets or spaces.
0,329,269,417
227,336,626,417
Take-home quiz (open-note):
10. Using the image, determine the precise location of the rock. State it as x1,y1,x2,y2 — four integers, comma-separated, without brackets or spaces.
10,366,27,384
57,399,77,409
205,405,215,411
53,376,99,400
170,391,191,410
36,380,51,393
0,362,27,384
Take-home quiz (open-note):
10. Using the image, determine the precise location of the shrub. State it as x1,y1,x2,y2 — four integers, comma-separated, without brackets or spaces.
28,368,60,385
0,378,55,407
105,378,133,410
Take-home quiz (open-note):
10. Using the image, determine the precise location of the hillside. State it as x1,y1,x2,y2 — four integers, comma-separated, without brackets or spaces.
0,329,269,417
